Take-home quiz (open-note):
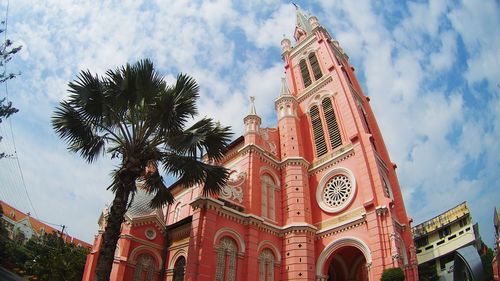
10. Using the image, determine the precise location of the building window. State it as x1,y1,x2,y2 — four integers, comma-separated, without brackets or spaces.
133,254,155,281
259,249,275,281
309,53,323,81
173,256,186,281
215,237,238,281
173,203,181,223
415,236,428,248
261,175,276,221
323,174,352,209
438,226,451,239
310,105,327,157
322,98,342,149
458,217,468,227
300,59,312,88
316,167,357,213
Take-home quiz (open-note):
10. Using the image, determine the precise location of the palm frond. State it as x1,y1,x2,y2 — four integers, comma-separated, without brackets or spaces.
67,70,106,123
52,101,106,163
162,154,229,196
167,118,232,161
142,173,174,207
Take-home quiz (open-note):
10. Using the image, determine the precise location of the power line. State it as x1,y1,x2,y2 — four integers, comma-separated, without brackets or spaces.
1,0,39,218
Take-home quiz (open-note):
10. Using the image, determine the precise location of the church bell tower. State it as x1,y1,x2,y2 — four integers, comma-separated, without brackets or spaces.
277,6,418,281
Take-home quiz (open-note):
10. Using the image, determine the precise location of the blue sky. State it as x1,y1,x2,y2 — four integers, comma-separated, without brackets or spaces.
0,0,498,247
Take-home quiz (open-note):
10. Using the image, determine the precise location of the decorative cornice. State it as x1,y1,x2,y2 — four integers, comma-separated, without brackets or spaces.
297,75,333,103
315,220,366,240
281,157,310,168
190,197,317,237
290,34,316,58
238,144,281,168
125,214,166,234
315,206,365,232
308,144,354,175
119,233,163,250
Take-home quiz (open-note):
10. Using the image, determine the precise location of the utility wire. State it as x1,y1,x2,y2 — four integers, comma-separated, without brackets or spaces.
1,0,39,218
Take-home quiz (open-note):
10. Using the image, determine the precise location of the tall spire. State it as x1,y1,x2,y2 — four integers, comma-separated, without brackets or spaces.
294,4,312,35
280,77,292,96
248,96,257,115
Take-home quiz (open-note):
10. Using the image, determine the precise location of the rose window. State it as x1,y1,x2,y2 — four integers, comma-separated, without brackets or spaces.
316,167,356,213
322,175,352,208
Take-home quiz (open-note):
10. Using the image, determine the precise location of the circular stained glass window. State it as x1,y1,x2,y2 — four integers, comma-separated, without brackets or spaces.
145,228,156,240
316,167,356,213
322,175,352,208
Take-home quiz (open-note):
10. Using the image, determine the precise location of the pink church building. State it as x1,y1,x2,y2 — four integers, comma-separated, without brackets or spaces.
83,8,418,281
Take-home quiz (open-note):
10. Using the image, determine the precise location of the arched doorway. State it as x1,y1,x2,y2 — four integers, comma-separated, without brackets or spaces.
327,246,367,281
316,237,372,281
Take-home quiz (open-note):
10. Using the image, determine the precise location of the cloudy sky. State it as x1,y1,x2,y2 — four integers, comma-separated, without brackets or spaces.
0,0,498,247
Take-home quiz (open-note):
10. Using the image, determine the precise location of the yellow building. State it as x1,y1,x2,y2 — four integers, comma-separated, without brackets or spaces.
412,202,481,280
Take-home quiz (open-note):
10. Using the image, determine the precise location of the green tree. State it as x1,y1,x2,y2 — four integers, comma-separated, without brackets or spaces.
24,233,89,281
0,21,22,159
480,246,494,281
381,267,405,281
52,59,232,281
418,262,439,281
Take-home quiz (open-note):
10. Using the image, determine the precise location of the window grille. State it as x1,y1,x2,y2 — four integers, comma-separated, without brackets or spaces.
309,53,322,80
322,98,342,149
310,106,327,157
300,59,312,88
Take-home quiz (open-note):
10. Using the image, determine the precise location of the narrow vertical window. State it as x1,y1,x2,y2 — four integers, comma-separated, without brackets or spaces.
259,249,275,281
309,53,322,80
300,59,312,88
215,237,238,281
173,256,186,281
261,175,276,221
322,98,342,149
310,106,327,157
261,178,268,218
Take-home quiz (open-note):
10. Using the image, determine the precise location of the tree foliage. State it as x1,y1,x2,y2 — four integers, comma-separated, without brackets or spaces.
381,267,405,281
418,262,439,281
24,233,89,281
52,59,232,281
0,21,22,159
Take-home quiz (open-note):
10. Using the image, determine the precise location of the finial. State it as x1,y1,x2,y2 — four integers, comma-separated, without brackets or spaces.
248,96,257,115
280,77,292,96
293,3,299,10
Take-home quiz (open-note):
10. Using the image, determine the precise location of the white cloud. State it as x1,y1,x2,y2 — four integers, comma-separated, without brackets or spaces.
1,0,498,247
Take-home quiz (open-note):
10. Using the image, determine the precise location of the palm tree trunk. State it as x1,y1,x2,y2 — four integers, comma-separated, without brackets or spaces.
94,185,130,281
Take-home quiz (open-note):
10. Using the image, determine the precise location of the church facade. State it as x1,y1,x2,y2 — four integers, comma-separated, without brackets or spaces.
83,9,418,281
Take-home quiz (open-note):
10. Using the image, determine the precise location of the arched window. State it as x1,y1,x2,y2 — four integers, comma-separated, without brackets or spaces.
261,174,276,221
259,249,275,281
173,203,181,222
300,59,312,88
133,254,155,281
309,53,323,81
173,256,186,281
310,105,327,157
322,98,342,149
215,237,238,281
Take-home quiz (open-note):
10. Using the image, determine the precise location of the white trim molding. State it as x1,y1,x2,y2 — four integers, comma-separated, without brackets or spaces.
213,227,246,255
316,236,371,277
316,167,357,213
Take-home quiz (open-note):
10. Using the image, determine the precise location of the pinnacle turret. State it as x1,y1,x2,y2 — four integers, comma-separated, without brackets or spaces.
279,77,292,96
247,96,257,116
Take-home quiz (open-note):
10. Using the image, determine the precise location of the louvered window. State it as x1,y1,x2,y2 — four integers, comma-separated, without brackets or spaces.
309,53,322,80
322,98,342,149
310,105,327,157
300,59,312,88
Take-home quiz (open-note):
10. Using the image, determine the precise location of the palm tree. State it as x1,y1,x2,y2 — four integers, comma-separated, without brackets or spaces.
52,59,232,281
